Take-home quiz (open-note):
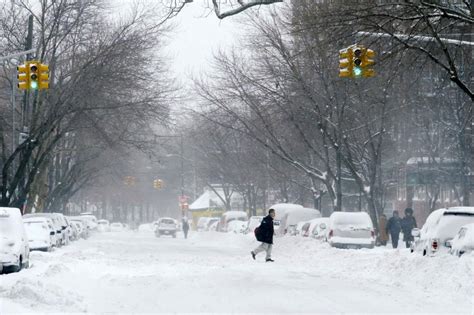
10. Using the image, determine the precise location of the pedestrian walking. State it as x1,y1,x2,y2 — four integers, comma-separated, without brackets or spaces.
182,218,190,239
378,214,389,246
401,208,417,248
386,210,401,249
251,209,275,262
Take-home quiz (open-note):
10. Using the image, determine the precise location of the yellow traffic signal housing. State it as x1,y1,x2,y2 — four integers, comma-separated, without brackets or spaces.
38,63,49,89
361,48,375,77
153,179,163,189
339,45,375,78
339,48,353,78
17,64,29,90
29,62,39,89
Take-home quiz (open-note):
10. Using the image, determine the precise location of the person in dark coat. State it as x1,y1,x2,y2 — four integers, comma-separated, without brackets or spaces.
386,210,401,249
182,218,190,239
401,208,417,248
251,209,275,262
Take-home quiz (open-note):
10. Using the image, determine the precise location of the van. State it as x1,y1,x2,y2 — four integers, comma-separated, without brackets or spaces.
0,207,30,273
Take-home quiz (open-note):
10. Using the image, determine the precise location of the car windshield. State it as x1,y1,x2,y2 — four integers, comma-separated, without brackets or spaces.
0,218,19,237
161,219,175,225
24,221,49,235
332,214,372,228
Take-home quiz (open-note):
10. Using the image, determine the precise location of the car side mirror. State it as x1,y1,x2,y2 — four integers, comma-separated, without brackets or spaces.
50,231,55,236
320,223,327,230
411,228,420,237
445,240,452,248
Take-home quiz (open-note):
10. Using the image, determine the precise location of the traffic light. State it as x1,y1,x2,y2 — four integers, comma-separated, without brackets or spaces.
29,62,39,89
17,64,29,90
38,63,49,89
339,48,353,78
153,179,163,189
339,45,375,78
352,46,363,78
361,48,375,78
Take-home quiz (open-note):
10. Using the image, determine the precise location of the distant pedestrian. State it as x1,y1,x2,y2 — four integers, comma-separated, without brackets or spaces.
251,209,275,262
182,218,190,239
386,210,401,249
401,208,417,248
378,214,389,246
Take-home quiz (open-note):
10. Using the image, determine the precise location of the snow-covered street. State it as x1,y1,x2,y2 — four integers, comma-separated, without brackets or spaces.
1,231,472,314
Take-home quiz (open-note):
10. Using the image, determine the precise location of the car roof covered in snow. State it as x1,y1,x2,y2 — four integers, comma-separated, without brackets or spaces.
222,211,248,219
329,212,372,227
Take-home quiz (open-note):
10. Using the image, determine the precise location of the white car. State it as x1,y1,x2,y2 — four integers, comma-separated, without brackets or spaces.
309,218,330,240
23,217,56,251
68,217,90,239
155,218,178,238
110,222,124,232
80,214,98,230
327,212,375,249
227,220,247,233
449,223,474,257
0,207,30,273
412,207,474,256
23,213,67,247
97,219,111,232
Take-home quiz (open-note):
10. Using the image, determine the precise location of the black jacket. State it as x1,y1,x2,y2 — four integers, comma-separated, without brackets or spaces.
257,215,274,244
386,216,401,236
401,216,417,241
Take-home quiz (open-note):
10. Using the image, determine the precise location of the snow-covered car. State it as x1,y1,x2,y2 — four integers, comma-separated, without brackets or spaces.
310,218,330,240
23,213,67,247
23,217,56,251
138,223,154,232
271,204,321,235
412,207,474,256
218,211,248,232
227,220,247,233
110,222,125,232
197,217,212,232
79,214,98,230
155,218,178,238
68,217,90,239
246,216,264,234
449,223,474,257
97,219,111,232
208,220,219,231
206,218,219,231
327,212,375,249
0,207,30,273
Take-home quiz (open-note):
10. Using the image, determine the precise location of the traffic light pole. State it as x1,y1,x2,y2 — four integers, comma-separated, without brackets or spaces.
22,15,34,133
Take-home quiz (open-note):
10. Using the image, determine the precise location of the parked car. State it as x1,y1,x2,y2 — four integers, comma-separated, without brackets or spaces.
110,222,125,232
227,220,247,233
292,221,308,236
23,217,56,251
327,212,375,249
412,207,474,256
0,207,30,273
197,217,212,232
218,211,248,232
97,219,111,232
206,218,219,231
79,213,98,230
155,218,178,238
23,213,67,247
271,204,321,235
68,220,79,241
246,216,264,234
310,218,330,240
68,217,90,239
208,220,219,231
449,223,474,257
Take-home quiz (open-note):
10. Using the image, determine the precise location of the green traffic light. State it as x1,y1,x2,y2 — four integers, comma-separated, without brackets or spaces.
30,81,38,89
353,67,362,76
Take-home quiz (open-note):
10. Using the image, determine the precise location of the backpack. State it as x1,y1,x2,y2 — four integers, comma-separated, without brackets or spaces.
254,226,263,242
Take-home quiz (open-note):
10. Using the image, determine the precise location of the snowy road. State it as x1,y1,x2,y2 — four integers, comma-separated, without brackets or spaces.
1,231,472,314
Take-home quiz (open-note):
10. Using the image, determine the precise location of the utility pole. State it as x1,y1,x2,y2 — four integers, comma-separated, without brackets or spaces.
22,15,34,133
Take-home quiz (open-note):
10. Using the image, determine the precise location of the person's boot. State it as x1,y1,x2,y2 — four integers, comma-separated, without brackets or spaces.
266,258,274,262
251,251,256,260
